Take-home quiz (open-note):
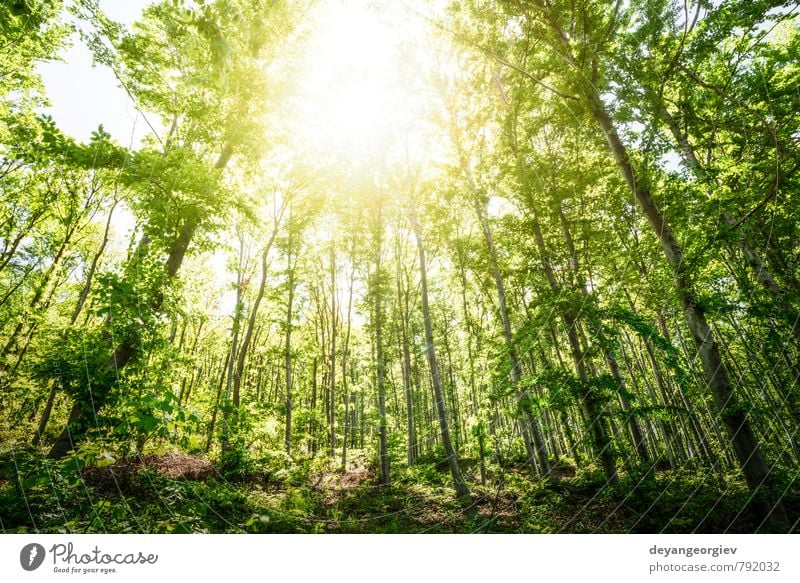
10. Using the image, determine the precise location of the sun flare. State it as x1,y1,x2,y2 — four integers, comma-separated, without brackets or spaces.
292,1,417,159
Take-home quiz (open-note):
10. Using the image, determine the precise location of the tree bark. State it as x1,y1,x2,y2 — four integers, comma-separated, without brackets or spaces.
604,346,650,464
474,198,551,476
233,200,285,409
32,200,118,446
341,230,356,470
410,207,470,499
328,241,337,456
284,223,295,456
530,211,618,485
370,206,390,484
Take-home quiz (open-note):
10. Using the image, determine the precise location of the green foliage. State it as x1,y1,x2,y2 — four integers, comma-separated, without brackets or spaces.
217,446,256,482
2,446,797,533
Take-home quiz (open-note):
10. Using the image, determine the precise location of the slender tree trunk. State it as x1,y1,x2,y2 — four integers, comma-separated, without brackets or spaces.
341,231,356,470
222,237,245,450
310,357,318,455
233,206,284,406
32,385,58,448
2,226,74,362
530,212,618,485
370,207,390,485
178,319,205,404
329,241,337,457
410,208,470,499
206,351,229,453
399,304,417,466
284,252,295,456
626,331,678,468
604,346,649,464
32,201,118,445
74,198,118,321
0,208,47,274
473,198,551,476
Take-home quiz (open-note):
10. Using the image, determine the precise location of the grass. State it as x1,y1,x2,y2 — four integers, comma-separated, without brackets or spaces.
1,446,797,534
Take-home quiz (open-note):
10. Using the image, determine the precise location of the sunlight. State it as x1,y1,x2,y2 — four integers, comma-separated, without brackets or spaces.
293,0,412,159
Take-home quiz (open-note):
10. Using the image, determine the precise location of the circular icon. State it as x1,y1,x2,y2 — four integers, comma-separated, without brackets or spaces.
20,543,46,571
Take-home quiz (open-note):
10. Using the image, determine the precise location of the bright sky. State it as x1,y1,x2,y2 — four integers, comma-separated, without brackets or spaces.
38,0,154,146
39,0,443,154
36,0,448,315
35,1,156,278
294,1,411,160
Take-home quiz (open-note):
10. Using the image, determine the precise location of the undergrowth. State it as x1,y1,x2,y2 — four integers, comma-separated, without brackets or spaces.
1,446,797,534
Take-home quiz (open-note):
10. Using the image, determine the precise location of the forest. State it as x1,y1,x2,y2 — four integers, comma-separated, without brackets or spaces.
0,0,799,534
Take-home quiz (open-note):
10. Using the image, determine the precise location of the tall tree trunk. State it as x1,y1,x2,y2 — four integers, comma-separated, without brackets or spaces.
371,207,390,485
604,346,650,464
341,231,356,470
410,208,470,499
530,212,618,485
328,241,337,457
222,237,246,450
310,357,318,455
32,200,118,446
178,319,205,404
206,351,230,453
284,218,296,457
396,233,418,466
233,202,285,407
473,198,551,475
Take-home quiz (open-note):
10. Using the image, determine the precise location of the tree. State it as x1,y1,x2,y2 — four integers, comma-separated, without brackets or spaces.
410,197,471,500
46,0,294,458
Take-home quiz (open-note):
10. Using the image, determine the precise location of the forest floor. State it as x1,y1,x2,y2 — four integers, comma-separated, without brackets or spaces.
1,447,798,534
